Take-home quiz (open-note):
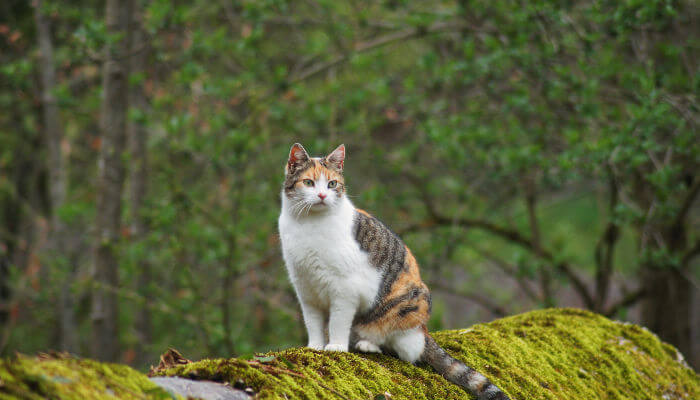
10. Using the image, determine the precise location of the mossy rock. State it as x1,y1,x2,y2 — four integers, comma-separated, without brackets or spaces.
2,309,698,399
0,354,173,400
157,309,698,400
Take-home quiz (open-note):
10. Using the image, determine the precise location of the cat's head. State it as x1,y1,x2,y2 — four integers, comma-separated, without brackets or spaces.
283,143,346,215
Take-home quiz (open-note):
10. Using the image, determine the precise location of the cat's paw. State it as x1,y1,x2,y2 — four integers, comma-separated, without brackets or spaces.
323,344,348,352
307,342,325,351
355,340,382,353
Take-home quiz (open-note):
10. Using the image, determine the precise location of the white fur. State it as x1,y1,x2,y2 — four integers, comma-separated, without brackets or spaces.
279,178,380,351
468,371,488,391
388,327,425,363
355,340,382,353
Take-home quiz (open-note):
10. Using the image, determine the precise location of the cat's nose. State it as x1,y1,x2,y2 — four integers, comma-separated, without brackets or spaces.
318,193,327,200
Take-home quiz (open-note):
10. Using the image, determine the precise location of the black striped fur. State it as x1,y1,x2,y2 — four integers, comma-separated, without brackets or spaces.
422,334,509,400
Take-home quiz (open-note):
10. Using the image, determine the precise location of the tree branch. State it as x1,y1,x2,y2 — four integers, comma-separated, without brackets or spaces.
604,288,646,317
673,177,700,230
407,175,596,309
682,239,700,268
555,262,596,309
524,177,554,306
594,165,620,312
470,246,541,303
289,21,466,84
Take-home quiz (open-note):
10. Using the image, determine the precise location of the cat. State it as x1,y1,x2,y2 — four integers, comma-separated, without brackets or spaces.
278,143,509,400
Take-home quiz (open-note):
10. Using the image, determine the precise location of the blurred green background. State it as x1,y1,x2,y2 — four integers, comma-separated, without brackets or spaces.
0,0,697,370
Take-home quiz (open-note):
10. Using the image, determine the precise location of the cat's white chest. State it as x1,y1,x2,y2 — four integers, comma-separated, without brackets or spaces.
278,200,380,312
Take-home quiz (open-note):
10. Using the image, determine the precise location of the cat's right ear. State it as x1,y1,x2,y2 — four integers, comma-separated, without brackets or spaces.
287,143,309,175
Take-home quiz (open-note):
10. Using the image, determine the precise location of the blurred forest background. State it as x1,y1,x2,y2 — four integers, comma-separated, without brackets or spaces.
0,0,698,371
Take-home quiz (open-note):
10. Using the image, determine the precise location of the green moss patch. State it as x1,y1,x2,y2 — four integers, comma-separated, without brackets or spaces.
432,308,698,399
159,350,467,400
0,354,173,400
2,309,697,399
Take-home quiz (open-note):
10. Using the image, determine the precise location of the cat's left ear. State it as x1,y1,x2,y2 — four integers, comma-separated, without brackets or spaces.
325,144,345,171
287,143,310,175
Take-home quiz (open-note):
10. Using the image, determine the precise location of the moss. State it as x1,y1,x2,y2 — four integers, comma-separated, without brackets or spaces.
2,309,698,400
431,308,698,400
160,350,466,400
156,309,698,400
0,354,173,400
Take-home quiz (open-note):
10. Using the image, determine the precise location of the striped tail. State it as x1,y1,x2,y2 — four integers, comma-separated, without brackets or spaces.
421,333,509,400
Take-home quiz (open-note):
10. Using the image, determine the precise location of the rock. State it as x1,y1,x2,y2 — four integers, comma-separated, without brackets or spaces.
152,309,700,399
149,376,250,400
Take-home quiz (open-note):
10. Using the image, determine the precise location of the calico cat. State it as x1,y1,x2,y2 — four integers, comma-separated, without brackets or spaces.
278,143,509,400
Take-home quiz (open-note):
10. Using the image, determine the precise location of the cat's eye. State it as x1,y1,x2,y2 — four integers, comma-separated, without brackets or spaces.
327,180,338,188
303,179,314,187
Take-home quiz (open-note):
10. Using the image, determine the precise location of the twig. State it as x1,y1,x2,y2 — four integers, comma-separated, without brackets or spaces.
524,176,553,306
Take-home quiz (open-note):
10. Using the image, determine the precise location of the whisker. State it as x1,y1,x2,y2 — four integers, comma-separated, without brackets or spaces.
294,201,306,217
302,202,313,216
290,200,304,217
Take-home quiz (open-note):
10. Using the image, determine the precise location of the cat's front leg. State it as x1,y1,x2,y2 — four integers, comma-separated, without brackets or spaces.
299,301,326,350
325,298,357,352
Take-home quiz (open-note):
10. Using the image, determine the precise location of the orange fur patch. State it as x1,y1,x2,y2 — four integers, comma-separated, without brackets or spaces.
356,209,372,217
358,245,431,335
295,159,344,188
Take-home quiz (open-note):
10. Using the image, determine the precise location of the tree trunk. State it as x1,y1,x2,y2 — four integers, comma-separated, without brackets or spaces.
640,210,698,369
641,265,695,368
91,0,132,362
127,3,151,367
0,253,8,332
33,0,78,354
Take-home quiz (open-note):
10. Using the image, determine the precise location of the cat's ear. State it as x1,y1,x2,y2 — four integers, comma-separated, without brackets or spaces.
325,144,345,171
287,143,310,175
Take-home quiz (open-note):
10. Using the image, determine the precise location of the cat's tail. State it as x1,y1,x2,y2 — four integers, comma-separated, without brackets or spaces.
420,333,510,400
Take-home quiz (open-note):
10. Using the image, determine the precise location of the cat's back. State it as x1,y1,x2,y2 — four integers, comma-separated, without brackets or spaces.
352,209,408,270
